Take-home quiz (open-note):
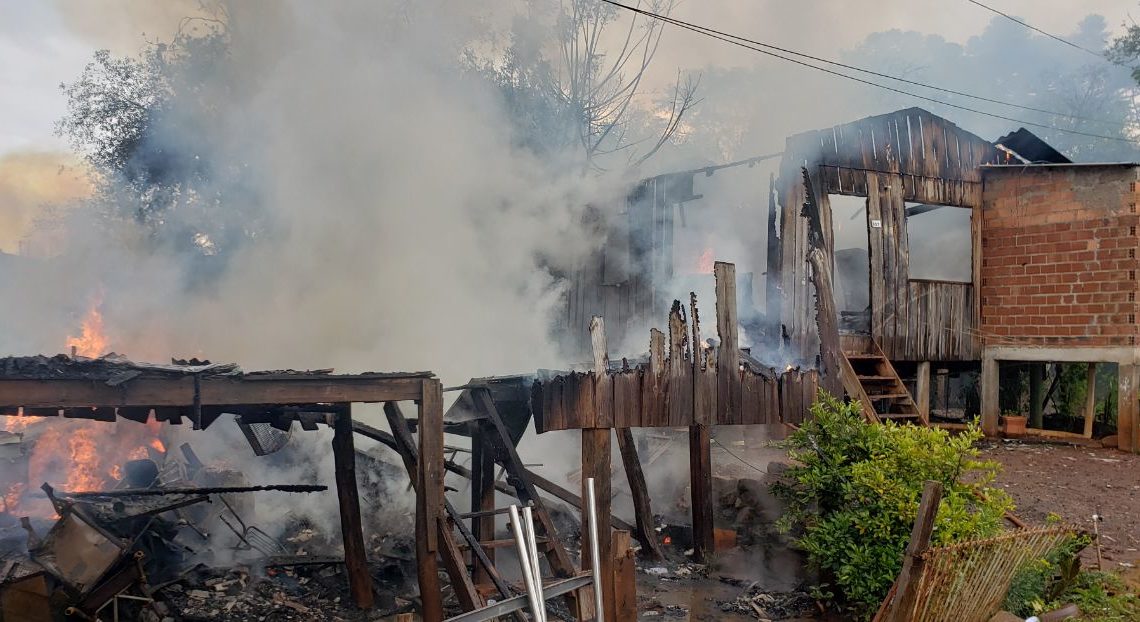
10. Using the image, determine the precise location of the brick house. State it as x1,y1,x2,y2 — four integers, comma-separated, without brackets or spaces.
978,163,1140,450
762,108,1139,451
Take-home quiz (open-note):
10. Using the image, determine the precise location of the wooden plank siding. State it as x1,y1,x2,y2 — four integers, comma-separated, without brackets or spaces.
768,107,999,363
532,261,820,431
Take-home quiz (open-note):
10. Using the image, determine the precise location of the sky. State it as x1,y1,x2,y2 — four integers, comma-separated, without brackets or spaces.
0,1,1136,155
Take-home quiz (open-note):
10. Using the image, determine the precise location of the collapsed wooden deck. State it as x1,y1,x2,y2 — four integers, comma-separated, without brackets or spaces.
530,261,820,620
0,358,445,613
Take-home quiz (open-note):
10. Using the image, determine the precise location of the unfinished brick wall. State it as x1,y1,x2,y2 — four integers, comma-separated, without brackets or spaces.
980,165,1140,346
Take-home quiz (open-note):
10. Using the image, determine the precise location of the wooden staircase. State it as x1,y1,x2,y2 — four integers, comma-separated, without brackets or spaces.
840,336,926,425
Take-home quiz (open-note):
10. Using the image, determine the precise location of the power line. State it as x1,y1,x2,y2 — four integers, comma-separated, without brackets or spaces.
710,437,768,475
606,0,1122,128
964,0,1110,61
599,0,1136,144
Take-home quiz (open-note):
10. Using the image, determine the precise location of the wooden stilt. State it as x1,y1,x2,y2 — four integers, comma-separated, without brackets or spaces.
592,316,663,560
582,428,613,622
689,423,714,562
418,381,446,622
331,405,374,609
611,530,637,621
615,430,664,559
383,398,485,610
469,423,496,587
916,362,931,421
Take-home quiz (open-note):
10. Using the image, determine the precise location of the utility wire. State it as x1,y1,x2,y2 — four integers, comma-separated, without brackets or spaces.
964,0,1111,62
606,0,1121,128
710,437,768,475
599,0,1137,144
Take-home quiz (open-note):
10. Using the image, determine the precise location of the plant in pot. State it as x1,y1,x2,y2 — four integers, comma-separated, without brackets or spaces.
1002,410,1028,437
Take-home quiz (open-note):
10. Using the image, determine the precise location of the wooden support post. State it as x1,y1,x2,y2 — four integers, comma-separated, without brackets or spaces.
807,248,843,398
808,248,874,420
885,480,943,622
715,262,741,423
1029,364,1045,429
419,381,446,622
332,405,374,609
581,428,613,622
615,430,664,560
611,530,637,622
593,316,664,560
1084,363,1097,439
765,172,783,352
935,368,949,419
688,423,714,562
981,356,1000,437
1119,364,1138,454
915,362,930,422
385,402,485,618
469,422,496,587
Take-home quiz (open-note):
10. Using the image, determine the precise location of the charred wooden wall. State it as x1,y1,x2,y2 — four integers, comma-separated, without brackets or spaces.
768,107,1002,363
540,262,818,431
561,174,698,361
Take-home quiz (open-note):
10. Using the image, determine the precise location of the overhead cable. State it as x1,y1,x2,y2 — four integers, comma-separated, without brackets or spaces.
964,0,1113,62
599,0,1137,144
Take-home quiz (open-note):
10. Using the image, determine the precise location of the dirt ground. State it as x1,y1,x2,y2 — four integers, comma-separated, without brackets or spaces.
980,439,1140,569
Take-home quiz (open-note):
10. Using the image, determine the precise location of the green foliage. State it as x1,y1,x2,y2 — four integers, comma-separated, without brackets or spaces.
1056,364,1089,419
1005,536,1140,621
772,392,1013,618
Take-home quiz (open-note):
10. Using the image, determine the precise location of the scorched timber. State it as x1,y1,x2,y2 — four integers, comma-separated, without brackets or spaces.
61,484,329,498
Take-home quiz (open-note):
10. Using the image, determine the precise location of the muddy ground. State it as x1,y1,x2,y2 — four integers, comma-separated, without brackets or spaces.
981,439,1140,569
630,432,1140,620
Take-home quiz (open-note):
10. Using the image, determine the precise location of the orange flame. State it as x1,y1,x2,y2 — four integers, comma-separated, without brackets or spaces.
151,438,166,453
66,301,109,357
695,248,714,274
1,482,24,513
3,409,31,433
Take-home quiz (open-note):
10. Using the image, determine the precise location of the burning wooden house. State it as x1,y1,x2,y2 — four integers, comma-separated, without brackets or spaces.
563,106,1140,452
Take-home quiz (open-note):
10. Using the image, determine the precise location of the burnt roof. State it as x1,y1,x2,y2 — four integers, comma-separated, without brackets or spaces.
994,128,1072,164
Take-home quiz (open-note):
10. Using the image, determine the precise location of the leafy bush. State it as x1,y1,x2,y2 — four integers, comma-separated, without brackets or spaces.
772,392,1013,618
1005,535,1140,621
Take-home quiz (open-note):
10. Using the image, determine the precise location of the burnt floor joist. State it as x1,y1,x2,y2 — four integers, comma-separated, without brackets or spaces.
0,367,445,612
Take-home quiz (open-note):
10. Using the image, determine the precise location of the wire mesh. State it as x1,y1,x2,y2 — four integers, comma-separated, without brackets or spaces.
238,421,292,456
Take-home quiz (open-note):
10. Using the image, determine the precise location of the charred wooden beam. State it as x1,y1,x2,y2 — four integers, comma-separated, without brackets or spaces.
688,424,714,562
593,315,664,561
382,402,497,617
62,484,327,497
332,405,374,609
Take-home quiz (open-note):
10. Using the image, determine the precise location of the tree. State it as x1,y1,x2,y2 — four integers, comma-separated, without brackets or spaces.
57,13,262,260
476,0,699,169
850,15,1140,162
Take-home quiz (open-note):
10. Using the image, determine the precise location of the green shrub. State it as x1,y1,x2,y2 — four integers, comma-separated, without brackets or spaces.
772,392,1013,619
1005,535,1140,621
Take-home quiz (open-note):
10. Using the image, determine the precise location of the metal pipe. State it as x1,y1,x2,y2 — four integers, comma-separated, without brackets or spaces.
522,506,546,622
507,505,542,619
586,478,604,622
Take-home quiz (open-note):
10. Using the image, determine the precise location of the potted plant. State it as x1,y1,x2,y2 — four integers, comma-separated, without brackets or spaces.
1001,410,1027,438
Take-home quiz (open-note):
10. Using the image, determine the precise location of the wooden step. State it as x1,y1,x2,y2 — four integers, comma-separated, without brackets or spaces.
866,393,911,399
844,353,884,360
879,413,921,419
857,375,897,381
